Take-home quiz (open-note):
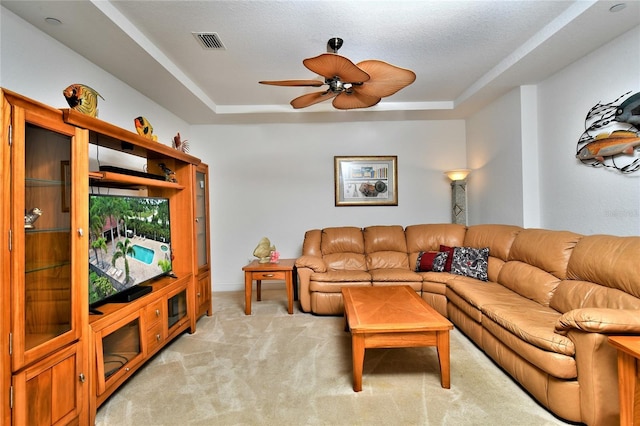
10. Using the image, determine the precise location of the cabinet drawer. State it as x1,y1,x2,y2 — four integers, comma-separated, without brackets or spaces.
251,271,286,281
146,322,165,354
145,299,163,327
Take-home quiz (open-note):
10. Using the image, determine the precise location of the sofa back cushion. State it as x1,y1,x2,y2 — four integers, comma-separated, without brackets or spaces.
302,229,322,257
551,234,640,312
463,224,522,282
321,227,366,271
498,229,582,306
566,234,640,298
405,224,466,268
364,225,409,269
508,229,582,280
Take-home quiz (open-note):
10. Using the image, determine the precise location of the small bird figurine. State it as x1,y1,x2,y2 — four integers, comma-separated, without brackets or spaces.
172,132,190,153
158,163,177,183
134,116,157,141
63,84,104,117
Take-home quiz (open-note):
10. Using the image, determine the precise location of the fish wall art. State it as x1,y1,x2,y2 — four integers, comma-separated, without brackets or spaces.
576,91,640,173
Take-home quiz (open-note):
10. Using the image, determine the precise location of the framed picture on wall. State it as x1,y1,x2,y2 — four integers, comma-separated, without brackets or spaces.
334,156,398,206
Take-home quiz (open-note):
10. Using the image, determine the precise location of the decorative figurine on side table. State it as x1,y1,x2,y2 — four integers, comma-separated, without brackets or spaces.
253,237,276,263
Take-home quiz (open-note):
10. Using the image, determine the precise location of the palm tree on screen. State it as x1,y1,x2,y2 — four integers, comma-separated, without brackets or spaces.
112,237,135,284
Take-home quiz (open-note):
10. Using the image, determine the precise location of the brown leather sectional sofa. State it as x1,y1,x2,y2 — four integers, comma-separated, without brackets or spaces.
295,224,640,425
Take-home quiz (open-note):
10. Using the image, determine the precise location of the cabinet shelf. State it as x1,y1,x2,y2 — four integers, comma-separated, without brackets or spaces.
89,171,185,190
62,109,200,165
26,260,70,274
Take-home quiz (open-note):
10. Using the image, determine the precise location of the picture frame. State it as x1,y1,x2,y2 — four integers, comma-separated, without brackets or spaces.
61,160,70,212
334,156,398,206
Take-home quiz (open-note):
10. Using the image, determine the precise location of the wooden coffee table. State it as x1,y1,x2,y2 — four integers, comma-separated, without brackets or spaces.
342,285,454,392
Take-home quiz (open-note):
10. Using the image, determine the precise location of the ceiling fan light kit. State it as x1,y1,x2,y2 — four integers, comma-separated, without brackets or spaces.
259,38,416,110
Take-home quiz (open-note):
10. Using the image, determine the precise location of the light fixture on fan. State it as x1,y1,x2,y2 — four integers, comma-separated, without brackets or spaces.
259,38,416,110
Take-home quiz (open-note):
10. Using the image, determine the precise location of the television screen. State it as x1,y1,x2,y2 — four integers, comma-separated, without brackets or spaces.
89,194,172,310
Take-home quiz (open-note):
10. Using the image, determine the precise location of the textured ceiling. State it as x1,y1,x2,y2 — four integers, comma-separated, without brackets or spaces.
3,0,639,124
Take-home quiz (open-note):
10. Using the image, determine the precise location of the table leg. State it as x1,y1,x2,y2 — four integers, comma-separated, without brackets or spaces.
257,280,262,301
436,330,451,389
244,273,252,315
285,271,293,314
617,351,638,426
352,334,365,392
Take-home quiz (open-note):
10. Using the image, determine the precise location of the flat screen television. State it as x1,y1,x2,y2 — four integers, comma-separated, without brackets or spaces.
89,194,172,313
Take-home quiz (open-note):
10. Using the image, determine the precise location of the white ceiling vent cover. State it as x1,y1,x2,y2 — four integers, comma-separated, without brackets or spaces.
192,32,226,50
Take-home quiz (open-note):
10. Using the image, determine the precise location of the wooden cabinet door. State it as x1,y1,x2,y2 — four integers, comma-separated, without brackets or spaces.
9,99,88,372
193,163,212,318
12,343,85,426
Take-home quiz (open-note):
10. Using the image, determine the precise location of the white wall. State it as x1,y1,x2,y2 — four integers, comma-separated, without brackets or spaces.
467,26,640,235
191,120,466,291
466,88,525,226
537,26,640,236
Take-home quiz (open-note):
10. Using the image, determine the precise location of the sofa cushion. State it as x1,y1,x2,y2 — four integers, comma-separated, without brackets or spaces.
323,253,367,272
498,261,561,307
369,268,422,282
309,270,371,283
363,225,407,253
508,229,582,280
463,224,522,262
551,280,640,313
482,316,577,379
566,234,640,298
405,223,467,253
321,227,364,255
415,251,448,272
447,278,526,323
481,303,574,356
367,251,409,270
450,246,489,281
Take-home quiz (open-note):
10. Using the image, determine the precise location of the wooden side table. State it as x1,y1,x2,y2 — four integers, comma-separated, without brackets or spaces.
242,259,296,315
608,336,640,426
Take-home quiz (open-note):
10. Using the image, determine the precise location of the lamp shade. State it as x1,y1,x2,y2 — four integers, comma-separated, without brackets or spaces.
444,169,471,181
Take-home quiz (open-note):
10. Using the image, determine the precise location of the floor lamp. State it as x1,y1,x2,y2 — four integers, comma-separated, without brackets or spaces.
444,169,471,225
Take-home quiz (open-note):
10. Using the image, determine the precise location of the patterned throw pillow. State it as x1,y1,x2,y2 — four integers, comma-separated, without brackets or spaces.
450,246,489,281
415,251,449,272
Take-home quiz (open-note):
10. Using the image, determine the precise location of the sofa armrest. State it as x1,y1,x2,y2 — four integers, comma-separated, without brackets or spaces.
555,308,640,335
295,255,327,273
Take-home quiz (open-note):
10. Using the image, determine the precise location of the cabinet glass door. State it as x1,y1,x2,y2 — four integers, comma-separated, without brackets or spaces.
11,109,86,370
194,165,209,270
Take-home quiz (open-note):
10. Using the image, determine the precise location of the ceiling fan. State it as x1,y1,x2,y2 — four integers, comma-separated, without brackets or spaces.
259,38,416,110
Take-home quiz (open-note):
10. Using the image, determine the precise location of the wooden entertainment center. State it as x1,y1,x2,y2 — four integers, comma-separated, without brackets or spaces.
0,88,212,425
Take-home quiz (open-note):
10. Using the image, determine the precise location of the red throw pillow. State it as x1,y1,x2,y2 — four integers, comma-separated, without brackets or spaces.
439,245,455,272
416,251,449,272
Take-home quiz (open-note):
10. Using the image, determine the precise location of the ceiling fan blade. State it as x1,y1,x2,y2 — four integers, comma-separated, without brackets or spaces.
303,53,370,83
259,79,325,87
332,91,381,110
354,60,416,98
290,91,338,109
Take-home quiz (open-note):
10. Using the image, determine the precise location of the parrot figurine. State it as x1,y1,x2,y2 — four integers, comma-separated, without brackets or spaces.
63,84,104,117
158,163,177,183
134,116,157,141
172,132,190,153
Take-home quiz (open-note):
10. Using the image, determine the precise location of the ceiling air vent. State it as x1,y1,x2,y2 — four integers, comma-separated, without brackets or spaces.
192,32,226,50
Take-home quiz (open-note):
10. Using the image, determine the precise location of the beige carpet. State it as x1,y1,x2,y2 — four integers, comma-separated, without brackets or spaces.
95,289,572,425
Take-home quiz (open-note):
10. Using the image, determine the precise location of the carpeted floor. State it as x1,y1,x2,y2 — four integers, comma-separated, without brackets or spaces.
95,289,572,425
